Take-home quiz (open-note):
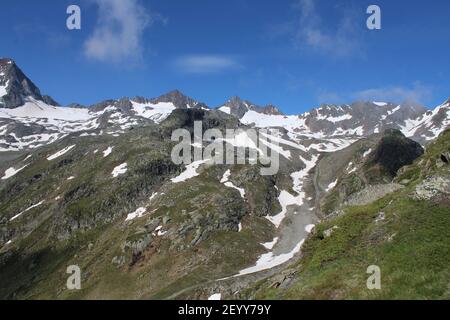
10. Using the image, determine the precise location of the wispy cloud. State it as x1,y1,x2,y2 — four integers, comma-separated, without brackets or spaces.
173,55,242,74
84,0,154,64
312,82,434,105
266,0,362,57
293,0,362,57
353,82,434,104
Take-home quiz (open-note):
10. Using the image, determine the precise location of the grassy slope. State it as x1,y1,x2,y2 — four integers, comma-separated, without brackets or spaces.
244,130,450,300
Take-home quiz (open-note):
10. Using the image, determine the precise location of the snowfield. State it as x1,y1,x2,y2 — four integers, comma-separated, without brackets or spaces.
0,97,92,121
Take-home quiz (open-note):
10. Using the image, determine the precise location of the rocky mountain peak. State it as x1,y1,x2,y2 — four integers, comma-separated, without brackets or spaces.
0,58,58,108
150,89,209,110
220,96,283,118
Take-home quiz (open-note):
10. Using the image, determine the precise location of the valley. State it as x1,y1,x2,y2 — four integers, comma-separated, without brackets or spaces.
0,58,449,300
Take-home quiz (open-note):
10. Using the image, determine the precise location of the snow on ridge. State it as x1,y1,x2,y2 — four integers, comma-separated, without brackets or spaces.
400,101,450,139
373,101,388,107
47,145,76,161
317,113,352,123
1,164,28,180
131,101,176,124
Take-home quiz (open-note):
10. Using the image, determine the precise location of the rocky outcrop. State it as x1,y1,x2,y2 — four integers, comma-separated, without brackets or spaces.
367,129,424,178
414,176,450,201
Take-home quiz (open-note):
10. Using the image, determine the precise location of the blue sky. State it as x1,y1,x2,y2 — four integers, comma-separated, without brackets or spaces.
1,0,449,113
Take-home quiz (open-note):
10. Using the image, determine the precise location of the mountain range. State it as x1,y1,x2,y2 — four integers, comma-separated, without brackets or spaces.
0,58,449,300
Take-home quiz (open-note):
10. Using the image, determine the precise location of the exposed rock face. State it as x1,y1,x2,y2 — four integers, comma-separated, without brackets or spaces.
218,96,283,118
150,90,209,110
345,183,404,206
300,102,427,137
0,58,58,108
414,176,450,200
368,129,424,178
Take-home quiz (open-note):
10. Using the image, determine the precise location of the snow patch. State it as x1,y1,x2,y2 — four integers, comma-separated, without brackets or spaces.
103,147,113,158
10,201,45,221
220,170,246,198
125,207,146,221
261,237,279,250
112,163,128,177
325,179,338,192
363,148,372,158
236,239,305,276
1,164,28,180
208,293,222,300
218,106,231,114
0,80,9,97
171,159,209,183
47,145,76,161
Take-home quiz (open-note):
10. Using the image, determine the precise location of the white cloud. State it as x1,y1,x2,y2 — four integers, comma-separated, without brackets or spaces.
84,0,151,64
353,82,433,104
173,55,241,74
293,0,361,57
